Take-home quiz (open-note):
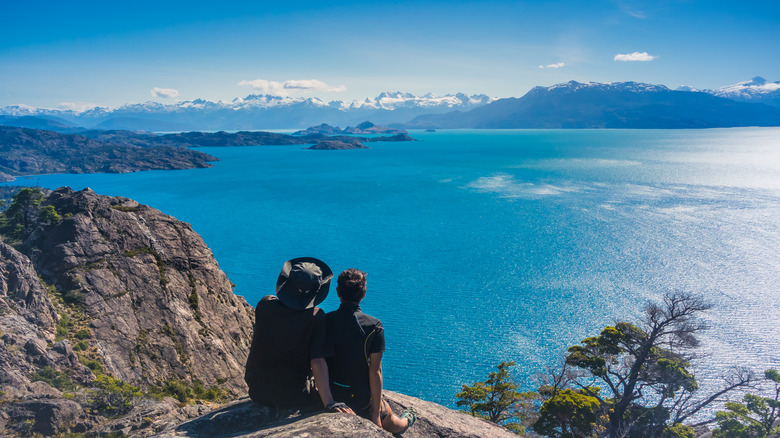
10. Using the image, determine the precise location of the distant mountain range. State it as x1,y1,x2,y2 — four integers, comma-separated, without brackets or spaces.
404,81,780,129
1,78,778,131
678,76,780,107
0,92,492,132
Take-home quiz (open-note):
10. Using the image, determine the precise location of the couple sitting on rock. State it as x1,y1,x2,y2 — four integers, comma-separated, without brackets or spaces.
244,257,417,433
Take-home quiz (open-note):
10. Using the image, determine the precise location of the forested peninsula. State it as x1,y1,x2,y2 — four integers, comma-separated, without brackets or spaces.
0,124,414,181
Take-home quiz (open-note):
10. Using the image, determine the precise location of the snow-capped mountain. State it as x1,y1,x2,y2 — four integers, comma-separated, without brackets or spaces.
342,92,491,110
404,80,780,129
707,77,780,106
0,92,494,131
676,77,780,107
538,80,671,94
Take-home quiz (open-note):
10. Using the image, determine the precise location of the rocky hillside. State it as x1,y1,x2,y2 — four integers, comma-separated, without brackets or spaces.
0,187,254,436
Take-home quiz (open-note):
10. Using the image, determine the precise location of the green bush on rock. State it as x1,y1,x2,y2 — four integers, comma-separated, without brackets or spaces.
88,375,142,418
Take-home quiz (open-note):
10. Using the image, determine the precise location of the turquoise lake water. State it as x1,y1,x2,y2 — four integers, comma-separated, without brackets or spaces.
4,128,780,407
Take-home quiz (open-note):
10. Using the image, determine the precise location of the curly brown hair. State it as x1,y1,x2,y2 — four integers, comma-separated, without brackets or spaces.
336,268,367,303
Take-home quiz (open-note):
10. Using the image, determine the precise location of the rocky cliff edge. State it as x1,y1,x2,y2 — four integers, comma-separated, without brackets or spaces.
159,390,519,438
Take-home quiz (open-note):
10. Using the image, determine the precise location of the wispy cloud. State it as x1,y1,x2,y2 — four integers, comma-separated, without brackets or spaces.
151,87,180,98
615,0,647,18
614,52,657,62
538,62,565,69
237,78,346,96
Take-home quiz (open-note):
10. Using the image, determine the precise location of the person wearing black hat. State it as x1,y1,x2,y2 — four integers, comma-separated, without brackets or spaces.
244,257,353,413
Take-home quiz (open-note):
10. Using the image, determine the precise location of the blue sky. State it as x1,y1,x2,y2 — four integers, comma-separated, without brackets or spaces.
1,0,778,108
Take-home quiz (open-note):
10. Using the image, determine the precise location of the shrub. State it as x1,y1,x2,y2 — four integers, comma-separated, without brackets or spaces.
88,375,141,418
79,357,104,374
62,289,85,306
664,423,696,438
30,366,73,391
55,314,74,341
150,379,230,404
160,379,191,403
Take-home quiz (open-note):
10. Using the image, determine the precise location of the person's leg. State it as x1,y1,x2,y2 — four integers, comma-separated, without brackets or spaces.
380,399,415,433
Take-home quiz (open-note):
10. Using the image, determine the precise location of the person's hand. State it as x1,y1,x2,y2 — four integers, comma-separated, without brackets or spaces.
326,401,355,415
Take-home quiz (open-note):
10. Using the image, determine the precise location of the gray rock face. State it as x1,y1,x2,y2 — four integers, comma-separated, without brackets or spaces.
3,398,86,436
22,187,254,392
0,241,58,335
0,187,255,436
0,241,80,395
159,391,519,438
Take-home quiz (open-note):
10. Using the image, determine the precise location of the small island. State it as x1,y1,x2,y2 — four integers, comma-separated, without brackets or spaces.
293,121,407,136
306,140,368,150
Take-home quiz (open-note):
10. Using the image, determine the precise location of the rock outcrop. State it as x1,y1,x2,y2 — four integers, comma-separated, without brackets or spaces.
30,188,254,389
158,391,520,438
0,187,254,436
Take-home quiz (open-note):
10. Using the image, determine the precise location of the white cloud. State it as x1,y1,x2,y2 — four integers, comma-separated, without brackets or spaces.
614,52,657,62
237,78,346,95
151,87,180,99
538,62,565,69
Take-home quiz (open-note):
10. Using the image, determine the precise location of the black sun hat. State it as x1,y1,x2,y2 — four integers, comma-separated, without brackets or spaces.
275,257,333,310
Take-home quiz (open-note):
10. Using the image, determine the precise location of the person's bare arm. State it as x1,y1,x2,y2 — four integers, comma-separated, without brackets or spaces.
311,358,354,414
368,351,384,427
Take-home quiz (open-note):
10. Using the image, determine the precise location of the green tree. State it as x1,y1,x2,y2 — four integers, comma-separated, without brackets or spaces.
712,369,780,438
535,385,604,437
0,187,59,241
662,423,696,438
456,361,538,434
556,292,754,437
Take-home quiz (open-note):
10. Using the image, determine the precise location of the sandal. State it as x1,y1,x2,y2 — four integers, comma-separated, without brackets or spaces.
400,407,417,427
